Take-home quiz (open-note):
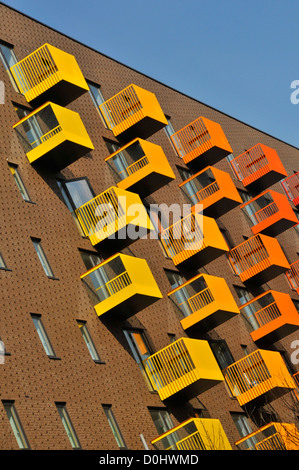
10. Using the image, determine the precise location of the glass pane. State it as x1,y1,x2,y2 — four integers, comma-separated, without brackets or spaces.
9,165,31,201
89,83,105,107
78,322,100,361
80,251,102,271
31,316,54,356
64,179,94,209
103,406,126,448
3,403,29,449
56,405,80,448
32,240,54,277
0,43,17,69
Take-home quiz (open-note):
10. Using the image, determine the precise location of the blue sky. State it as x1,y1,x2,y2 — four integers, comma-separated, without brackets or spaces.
3,0,299,147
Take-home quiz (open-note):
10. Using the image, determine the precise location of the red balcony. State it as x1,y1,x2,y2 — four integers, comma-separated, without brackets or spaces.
281,172,299,207
286,260,299,293
230,144,287,192
228,234,290,285
241,189,297,237
179,166,242,218
240,290,299,345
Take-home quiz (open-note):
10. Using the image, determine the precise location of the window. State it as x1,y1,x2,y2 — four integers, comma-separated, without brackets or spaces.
87,80,107,126
149,408,175,447
238,189,252,203
55,403,81,449
31,314,56,357
234,286,252,305
145,204,169,257
210,340,235,370
102,405,126,449
0,41,19,91
8,163,31,202
123,329,154,390
231,412,253,439
165,269,184,290
2,401,30,449
164,117,181,156
80,250,102,271
177,166,193,182
31,238,55,278
77,320,101,362
0,251,8,270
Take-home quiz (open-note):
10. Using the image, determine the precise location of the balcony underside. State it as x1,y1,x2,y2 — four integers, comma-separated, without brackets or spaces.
181,308,238,336
88,224,151,251
114,116,166,143
185,145,231,170
242,170,285,193
162,377,222,404
28,80,88,108
240,264,288,285
251,321,299,346
198,196,241,219
121,171,174,197
173,245,226,269
251,216,297,237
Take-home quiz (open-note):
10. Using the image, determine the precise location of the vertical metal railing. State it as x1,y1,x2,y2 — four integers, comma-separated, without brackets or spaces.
228,235,270,277
176,431,206,450
286,260,299,290
282,172,299,203
254,202,279,223
196,180,220,202
231,145,269,184
241,301,281,331
171,118,212,159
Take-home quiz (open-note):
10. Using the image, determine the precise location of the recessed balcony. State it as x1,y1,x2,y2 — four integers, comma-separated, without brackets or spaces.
80,253,162,320
10,43,89,107
99,84,168,142
170,116,232,169
240,290,299,345
13,102,94,172
228,234,290,285
281,172,299,207
160,213,229,269
143,337,224,402
179,166,242,218
223,349,296,406
75,186,153,250
168,273,239,335
105,138,175,197
235,422,299,450
241,189,297,236
151,418,232,450
230,144,287,192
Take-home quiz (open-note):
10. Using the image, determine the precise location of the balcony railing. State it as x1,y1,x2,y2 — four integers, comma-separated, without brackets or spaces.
285,260,299,292
281,172,299,207
168,273,239,334
10,43,89,106
13,102,94,171
230,144,287,191
240,290,299,344
293,372,299,401
105,138,175,197
151,418,232,451
170,116,232,169
75,186,153,249
235,422,299,450
143,337,224,401
179,166,242,218
241,189,297,236
160,212,229,268
80,253,162,319
223,349,296,406
228,234,290,284
99,84,168,141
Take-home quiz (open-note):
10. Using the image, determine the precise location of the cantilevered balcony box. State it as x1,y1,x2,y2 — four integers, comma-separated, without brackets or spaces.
75,186,153,251
179,166,242,218
99,84,168,142
228,234,290,285
10,43,89,107
13,102,94,172
151,418,232,451
230,144,287,192
105,138,175,197
168,273,239,335
241,189,297,237
223,349,296,407
281,171,299,207
235,422,299,450
80,253,162,320
170,116,233,170
143,337,224,402
160,213,229,269
240,290,299,345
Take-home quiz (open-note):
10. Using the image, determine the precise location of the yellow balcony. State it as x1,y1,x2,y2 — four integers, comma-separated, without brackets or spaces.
99,84,167,142
151,418,232,450
179,166,242,218
160,212,229,269
228,234,290,285
143,337,224,402
13,102,94,172
223,349,296,407
240,290,299,345
75,186,153,250
170,116,233,169
235,422,299,450
10,43,89,106
105,138,175,197
168,273,239,335
80,253,162,320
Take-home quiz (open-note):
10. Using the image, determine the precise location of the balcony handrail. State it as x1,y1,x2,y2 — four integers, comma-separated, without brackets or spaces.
160,213,204,259
228,235,270,276
11,44,59,95
231,145,269,182
254,201,279,224
176,431,206,450
99,85,143,130
171,118,212,157
282,172,299,202
126,155,150,176
286,260,299,290
241,301,281,331
196,180,220,202
255,433,286,450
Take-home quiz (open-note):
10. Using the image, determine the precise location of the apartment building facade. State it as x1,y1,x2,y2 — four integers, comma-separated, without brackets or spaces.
0,2,299,451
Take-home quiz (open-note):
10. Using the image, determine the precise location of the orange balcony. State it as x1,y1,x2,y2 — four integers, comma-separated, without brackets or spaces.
281,172,299,207
286,260,299,293
99,84,168,142
179,166,242,218
228,234,290,285
240,290,299,345
168,273,239,335
230,144,287,192
223,349,296,406
241,189,297,237
235,422,299,450
105,138,175,197
170,116,232,169
160,213,229,269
